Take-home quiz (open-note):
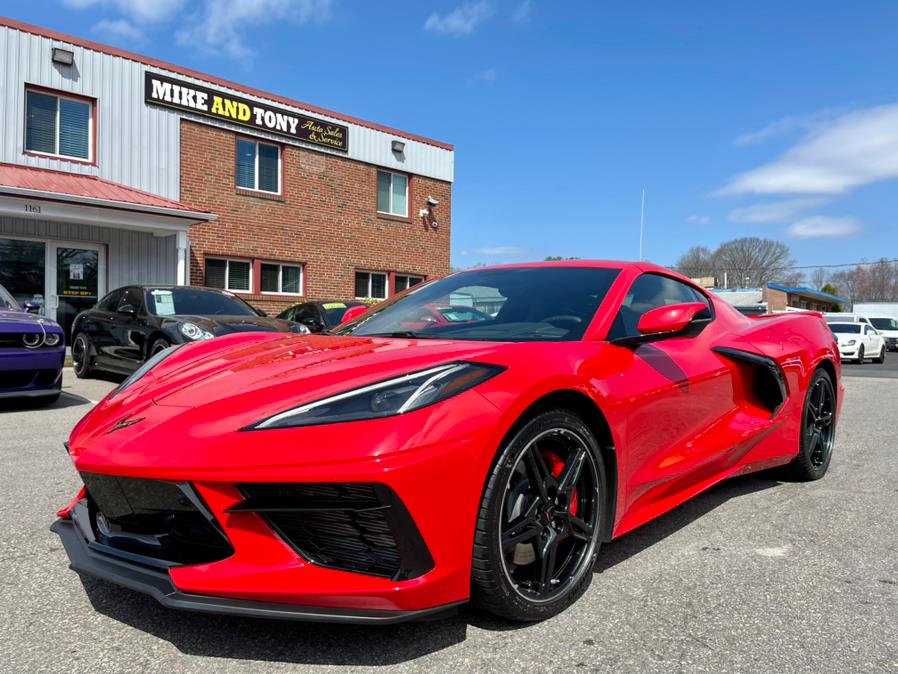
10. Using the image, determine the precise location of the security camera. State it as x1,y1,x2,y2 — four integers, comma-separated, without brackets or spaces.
429,219,439,229
426,196,439,207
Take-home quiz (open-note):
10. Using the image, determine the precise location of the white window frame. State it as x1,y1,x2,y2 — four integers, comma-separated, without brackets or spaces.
260,262,304,296
236,138,282,195
377,170,409,217
355,270,388,300
206,257,253,294
24,88,94,163
395,274,424,293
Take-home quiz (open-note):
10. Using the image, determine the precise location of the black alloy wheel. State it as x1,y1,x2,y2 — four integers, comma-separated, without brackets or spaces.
149,338,171,357
472,410,605,621
785,368,836,481
72,334,93,379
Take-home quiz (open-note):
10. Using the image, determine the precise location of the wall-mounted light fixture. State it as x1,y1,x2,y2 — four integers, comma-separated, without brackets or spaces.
52,47,75,66
391,140,406,154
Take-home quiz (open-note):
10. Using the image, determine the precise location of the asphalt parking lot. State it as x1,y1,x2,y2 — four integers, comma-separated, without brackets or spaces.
1,369,897,674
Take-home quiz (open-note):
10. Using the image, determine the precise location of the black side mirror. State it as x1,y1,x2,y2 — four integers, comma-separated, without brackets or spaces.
117,304,138,316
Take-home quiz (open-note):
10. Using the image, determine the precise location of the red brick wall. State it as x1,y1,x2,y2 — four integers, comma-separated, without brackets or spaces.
179,120,451,316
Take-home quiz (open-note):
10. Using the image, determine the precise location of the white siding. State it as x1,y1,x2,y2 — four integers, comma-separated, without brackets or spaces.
0,23,454,202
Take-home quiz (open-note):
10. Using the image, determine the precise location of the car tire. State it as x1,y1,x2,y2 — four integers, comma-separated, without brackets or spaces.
856,345,864,364
471,410,606,621
148,338,171,358
72,333,94,379
874,346,885,364
783,368,836,482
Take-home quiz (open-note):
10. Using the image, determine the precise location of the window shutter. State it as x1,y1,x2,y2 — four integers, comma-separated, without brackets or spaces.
25,91,57,155
58,97,91,159
355,272,369,298
205,259,227,289
258,144,279,192
236,139,256,189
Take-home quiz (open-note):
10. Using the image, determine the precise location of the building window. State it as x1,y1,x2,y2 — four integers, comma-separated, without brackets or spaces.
261,262,303,295
377,170,408,217
236,138,280,193
205,258,252,292
355,271,388,300
25,89,92,161
395,274,424,293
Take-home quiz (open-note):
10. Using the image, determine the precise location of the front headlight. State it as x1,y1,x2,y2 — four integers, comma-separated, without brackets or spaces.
845,339,856,346
110,344,183,399
250,361,505,430
179,322,214,341
43,333,62,347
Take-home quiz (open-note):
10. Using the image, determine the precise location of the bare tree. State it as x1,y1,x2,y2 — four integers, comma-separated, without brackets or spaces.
810,267,828,290
674,246,716,280
712,237,795,287
780,271,806,287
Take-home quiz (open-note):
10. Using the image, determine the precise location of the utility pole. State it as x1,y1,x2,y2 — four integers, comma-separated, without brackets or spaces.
639,188,645,261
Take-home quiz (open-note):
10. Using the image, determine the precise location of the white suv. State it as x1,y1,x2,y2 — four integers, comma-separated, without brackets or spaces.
829,322,886,364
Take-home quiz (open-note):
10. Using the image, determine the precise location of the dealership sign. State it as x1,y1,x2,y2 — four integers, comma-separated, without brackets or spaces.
144,72,348,152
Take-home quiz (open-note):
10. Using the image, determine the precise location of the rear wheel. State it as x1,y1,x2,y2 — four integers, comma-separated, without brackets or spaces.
784,368,836,481
471,410,605,621
71,333,94,379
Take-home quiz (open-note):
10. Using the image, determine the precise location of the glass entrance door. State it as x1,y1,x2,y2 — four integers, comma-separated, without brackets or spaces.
49,244,105,341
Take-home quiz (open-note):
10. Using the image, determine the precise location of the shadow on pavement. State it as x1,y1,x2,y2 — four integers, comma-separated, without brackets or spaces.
75,472,782,666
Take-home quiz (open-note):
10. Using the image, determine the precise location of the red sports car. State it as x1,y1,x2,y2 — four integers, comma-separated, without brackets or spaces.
53,262,841,623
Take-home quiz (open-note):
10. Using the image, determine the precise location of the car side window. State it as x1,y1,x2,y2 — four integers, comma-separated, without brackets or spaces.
97,289,123,312
293,304,315,322
118,287,143,313
608,273,711,340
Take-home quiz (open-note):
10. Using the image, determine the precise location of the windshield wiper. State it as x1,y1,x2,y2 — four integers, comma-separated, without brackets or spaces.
362,331,441,339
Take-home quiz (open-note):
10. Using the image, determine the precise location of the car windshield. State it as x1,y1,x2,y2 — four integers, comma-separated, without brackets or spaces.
144,288,259,317
0,284,19,311
830,323,861,334
869,317,898,330
322,302,365,325
337,266,621,342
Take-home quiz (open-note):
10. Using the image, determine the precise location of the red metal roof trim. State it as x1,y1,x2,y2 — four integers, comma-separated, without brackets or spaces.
0,162,210,213
0,16,454,152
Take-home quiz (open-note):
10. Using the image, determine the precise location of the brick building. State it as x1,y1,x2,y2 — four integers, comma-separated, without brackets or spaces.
0,18,453,336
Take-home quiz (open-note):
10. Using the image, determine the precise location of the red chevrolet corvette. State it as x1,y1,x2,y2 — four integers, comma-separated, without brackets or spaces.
53,262,841,623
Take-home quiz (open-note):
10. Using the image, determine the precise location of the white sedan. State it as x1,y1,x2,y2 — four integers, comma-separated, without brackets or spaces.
830,322,886,364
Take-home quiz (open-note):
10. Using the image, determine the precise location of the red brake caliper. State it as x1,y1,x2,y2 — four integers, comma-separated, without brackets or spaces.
541,450,579,517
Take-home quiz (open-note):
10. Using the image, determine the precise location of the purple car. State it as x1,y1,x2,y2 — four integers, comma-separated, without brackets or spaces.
0,284,65,403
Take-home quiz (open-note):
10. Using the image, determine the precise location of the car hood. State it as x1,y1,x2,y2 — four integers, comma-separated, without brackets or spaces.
0,309,62,331
165,314,300,334
71,332,509,448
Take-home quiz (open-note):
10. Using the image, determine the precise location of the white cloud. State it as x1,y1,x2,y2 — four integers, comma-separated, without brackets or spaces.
788,216,863,238
687,215,711,225
512,0,532,22
467,67,497,85
728,198,829,224
473,246,528,256
718,103,898,195
733,109,840,146
92,18,145,41
176,0,332,60
62,0,184,23
424,1,493,36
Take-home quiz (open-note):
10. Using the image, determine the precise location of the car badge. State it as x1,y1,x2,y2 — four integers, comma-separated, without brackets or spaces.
107,414,145,434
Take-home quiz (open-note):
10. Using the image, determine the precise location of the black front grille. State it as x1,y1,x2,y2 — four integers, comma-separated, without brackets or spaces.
1,370,37,388
0,334,24,348
232,483,434,581
81,472,233,566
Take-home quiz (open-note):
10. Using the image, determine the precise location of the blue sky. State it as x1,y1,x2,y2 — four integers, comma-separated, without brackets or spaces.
7,1,898,273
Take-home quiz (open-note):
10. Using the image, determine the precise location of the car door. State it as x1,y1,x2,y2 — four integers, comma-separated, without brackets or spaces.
114,287,149,368
83,289,123,366
597,273,736,533
865,325,882,354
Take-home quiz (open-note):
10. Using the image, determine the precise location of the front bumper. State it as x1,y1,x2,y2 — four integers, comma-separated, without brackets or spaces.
0,346,64,396
51,516,461,623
